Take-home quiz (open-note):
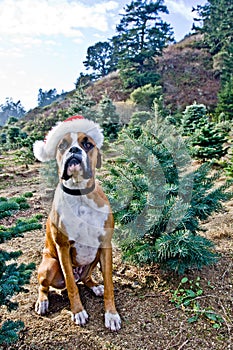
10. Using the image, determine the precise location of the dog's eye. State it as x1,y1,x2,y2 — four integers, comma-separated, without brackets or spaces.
58,139,69,152
82,139,94,152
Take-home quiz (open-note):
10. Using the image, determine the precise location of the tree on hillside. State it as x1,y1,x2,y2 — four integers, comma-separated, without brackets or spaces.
194,1,233,121
0,98,26,126
215,76,233,120
111,0,174,87
193,0,233,55
130,84,163,110
37,88,59,107
83,41,117,79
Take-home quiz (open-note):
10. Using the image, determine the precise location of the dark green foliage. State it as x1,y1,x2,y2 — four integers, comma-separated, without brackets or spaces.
181,103,229,161
68,87,97,121
37,88,59,107
215,75,233,120
111,0,173,88
118,59,161,89
0,201,20,219
128,111,152,138
0,193,41,345
75,73,95,89
83,41,117,79
0,98,26,126
102,112,232,273
0,250,35,310
0,320,24,345
0,217,42,243
0,116,36,162
181,103,208,136
0,194,33,219
189,122,229,161
194,0,233,56
97,96,121,140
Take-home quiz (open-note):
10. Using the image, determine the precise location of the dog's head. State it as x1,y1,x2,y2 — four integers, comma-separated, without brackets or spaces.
33,116,104,187
56,132,101,183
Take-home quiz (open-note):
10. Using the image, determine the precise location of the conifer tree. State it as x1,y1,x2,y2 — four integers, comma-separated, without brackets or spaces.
194,0,233,56
111,0,174,87
189,122,229,161
181,103,229,160
102,108,232,273
83,41,117,79
97,96,121,140
181,103,208,136
68,87,96,121
215,76,233,120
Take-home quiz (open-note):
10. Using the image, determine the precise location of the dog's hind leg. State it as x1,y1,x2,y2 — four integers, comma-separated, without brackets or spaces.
35,254,64,315
81,257,104,297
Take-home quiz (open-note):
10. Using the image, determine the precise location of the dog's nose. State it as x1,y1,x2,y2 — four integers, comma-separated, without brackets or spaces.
69,147,82,154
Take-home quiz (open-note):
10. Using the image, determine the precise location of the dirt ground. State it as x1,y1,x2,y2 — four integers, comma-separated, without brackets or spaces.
0,157,232,350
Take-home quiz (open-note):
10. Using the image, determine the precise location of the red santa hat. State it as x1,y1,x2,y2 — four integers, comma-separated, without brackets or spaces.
33,115,104,162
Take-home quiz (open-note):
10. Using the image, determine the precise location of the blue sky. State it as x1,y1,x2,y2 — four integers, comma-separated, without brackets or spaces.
0,0,206,111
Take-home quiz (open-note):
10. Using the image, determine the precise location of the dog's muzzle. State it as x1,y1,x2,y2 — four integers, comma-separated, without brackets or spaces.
61,147,92,181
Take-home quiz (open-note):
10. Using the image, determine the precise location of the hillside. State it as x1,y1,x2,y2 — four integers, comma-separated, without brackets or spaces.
156,34,220,112
10,34,220,130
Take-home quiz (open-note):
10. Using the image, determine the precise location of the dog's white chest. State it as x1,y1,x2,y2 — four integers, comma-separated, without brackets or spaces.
53,188,109,266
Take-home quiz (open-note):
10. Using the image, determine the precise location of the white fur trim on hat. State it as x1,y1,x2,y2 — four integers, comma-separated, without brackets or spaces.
33,116,104,162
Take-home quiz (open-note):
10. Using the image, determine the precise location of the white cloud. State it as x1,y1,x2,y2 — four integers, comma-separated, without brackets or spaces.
0,47,24,58
165,0,194,21
0,0,119,39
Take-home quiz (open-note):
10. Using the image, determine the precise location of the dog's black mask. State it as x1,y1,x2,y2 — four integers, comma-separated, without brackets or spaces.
61,147,92,181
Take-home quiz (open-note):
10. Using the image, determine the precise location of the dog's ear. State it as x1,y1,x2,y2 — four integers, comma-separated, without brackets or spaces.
96,150,102,169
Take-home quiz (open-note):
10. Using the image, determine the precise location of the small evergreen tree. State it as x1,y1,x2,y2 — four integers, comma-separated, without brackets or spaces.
215,76,233,120
68,87,97,121
189,122,229,161
102,108,232,273
181,103,229,161
97,96,121,141
181,103,208,136
127,111,152,138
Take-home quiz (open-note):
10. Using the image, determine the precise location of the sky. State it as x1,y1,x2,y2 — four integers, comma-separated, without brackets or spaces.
0,0,206,111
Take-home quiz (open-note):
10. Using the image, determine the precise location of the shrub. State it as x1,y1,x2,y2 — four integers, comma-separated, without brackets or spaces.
130,84,163,109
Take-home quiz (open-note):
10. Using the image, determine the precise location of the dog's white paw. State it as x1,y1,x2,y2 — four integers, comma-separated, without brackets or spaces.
72,309,89,326
105,311,121,331
35,299,49,315
91,284,104,296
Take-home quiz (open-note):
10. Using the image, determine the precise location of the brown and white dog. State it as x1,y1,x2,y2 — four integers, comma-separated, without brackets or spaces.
33,115,121,331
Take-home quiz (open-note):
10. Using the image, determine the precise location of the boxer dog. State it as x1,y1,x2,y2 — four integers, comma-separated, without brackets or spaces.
33,115,121,331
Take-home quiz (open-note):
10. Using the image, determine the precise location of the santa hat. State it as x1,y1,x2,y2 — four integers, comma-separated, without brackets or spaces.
33,115,104,162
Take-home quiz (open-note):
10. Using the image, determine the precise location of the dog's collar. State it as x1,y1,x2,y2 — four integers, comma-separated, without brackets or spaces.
61,182,95,196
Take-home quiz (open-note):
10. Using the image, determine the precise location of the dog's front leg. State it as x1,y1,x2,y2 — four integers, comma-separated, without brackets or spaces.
56,245,88,326
100,247,121,331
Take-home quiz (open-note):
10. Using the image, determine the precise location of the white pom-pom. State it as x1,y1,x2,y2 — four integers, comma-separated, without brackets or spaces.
33,140,50,162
